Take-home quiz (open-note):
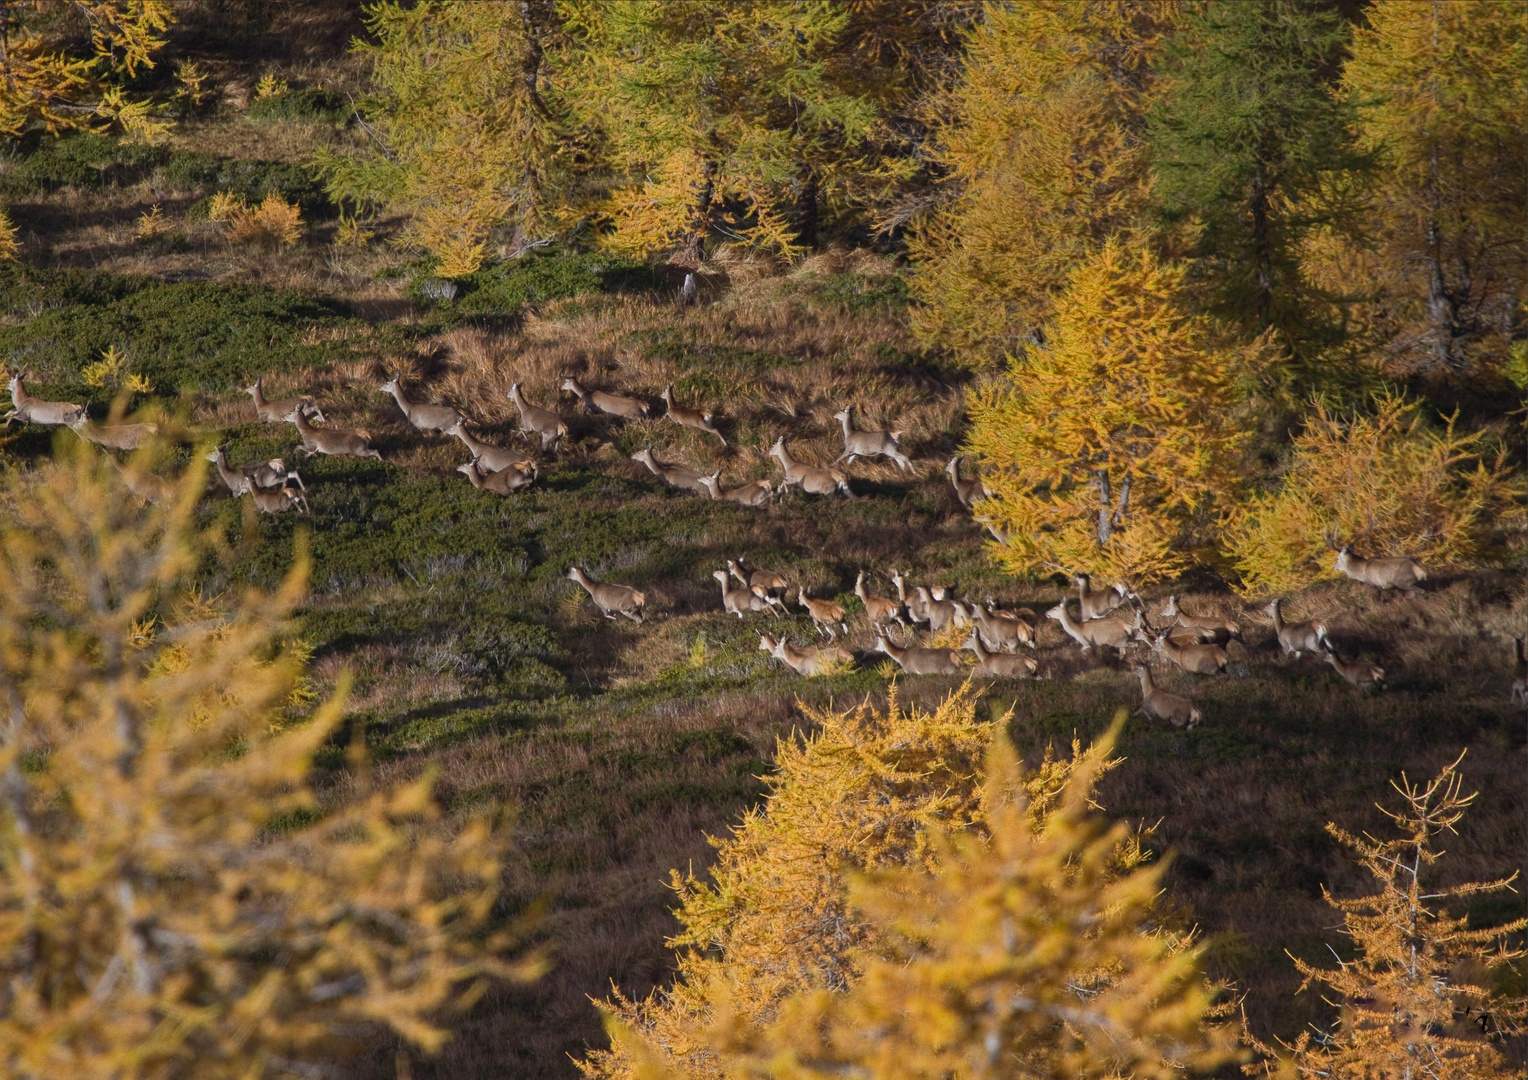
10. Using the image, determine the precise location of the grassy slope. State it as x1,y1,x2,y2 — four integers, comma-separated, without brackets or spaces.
3,20,1524,1076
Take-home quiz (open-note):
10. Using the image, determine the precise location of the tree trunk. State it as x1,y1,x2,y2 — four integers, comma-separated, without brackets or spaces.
677,161,717,268
1250,169,1273,331
796,167,820,250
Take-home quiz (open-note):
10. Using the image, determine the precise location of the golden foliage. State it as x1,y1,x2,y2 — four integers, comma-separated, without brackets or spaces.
133,203,167,241
333,212,373,249
216,193,304,248
253,72,289,101
0,441,541,1077
0,209,17,261
965,237,1270,584
908,1,1176,369
80,344,153,394
1228,393,1524,596
1251,752,1526,1079
0,1,174,137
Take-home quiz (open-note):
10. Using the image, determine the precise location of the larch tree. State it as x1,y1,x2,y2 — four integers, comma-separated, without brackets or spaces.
1147,0,1369,366
317,0,565,277
907,1,1177,370
0,0,174,139
559,0,876,263
964,237,1270,585
0,441,540,1079
1340,0,1527,378
1253,752,1526,1079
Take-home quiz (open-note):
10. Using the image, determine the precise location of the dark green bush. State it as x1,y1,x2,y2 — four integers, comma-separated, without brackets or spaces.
248,88,350,125
2,132,167,192
410,249,667,322
807,271,911,313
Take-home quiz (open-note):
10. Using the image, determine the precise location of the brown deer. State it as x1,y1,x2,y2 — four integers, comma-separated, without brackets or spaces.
946,455,990,509
244,376,323,424
698,471,775,506
566,566,645,624
379,377,463,434
660,385,726,445
1151,632,1229,676
855,571,904,632
1328,530,1427,594
1133,665,1201,729
561,375,649,420
831,405,912,471
1266,598,1327,659
758,633,852,677
873,634,964,675
796,587,847,640
771,438,852,498
1321,640,1385,694
4,370,85,428
457,459,535,495
963,631,1037,679
291,411,382,461
1046,601,1140,652
508,382,568,450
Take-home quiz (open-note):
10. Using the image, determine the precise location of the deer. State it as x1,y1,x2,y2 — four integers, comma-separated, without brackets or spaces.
457,459,535,495
566,566,645,624
1265,598,1327,659
831,405,912,472
1075,574,1130,621
1046,601,1140,652
770,438,852,498
891,570,928,627
946,456,990,509
1133,666,1201,729
248,484,309,515
1160,595,1241,645
913,586,963,631
714,570,774,618
1331,538,1427,595
873,634,965,676
244,376,324,424
964,631,1038,679
379,377,463,434
729,557,788,612
443,420,536,475
67,414,158,451
508,382,568,450
796,587,848,640
1511,638,1526,707
1321,640,1385,694
108,457,174,505
855,572,904,632
972,600,1035,652
660,385,726,446
758,633,852,677
698,471,775,506
206,447,304,497
631,447,712,496
561,376,649,420
3,371,85,428
291,411,383,461
1151,632,1229,676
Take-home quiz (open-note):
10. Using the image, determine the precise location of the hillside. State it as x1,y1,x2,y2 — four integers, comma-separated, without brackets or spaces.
1,3,1524,1079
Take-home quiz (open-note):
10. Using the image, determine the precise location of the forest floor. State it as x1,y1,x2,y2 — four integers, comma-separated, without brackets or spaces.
2,6,1524,1077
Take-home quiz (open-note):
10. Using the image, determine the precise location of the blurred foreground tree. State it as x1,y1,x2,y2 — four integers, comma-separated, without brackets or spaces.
1147,0,1368,368
1336,0,1527,379
318,0,564,277
0,0,174,139
907,1,1176,369
1249,752,1526,1079
965,237,1271,584
0,442,540,1079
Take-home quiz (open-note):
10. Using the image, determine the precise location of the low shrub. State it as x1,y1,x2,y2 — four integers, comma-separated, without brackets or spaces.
219,192,304,247
248,87,350,125
1228,393,1525,595
411,249,666,320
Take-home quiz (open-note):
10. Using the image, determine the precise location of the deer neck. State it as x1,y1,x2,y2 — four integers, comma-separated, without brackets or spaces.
838,412,854,438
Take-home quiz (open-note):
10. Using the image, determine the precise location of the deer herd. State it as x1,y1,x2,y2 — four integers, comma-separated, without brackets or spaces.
3,365,1513,718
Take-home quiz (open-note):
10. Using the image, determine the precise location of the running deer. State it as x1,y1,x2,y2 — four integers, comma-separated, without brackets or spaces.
1046,601,1140,652
831,405,912,471
660,385,726,446
873,634,964,675
1321,640,1385,694
963,631,1038,678
631,447,712,495
855,571,904,631
972,600,1035,652
758,633,852,677
291,411,382,460
566,566,645,624
444,421,536,475
1331,540,1427,595
458,460,535,495
508,382,568,450
379,377,463,434
1075,574,1130,621
244,376,324,424
797,587,847,640
913,586,963,631
729,557,788,613
946,456,990,509
1161,595,1241,644
3,371,84,428
249,484,309,514
1151,632,1229,676
698,471,774,506
1133,666,1201,729
714,570,774,618
891,570,928,626
770,438,852,498
561,376,649,420
1265,598,1327,659
1511,638,1526,706
109,458,173,506
206,447,304,497
68,414,158,451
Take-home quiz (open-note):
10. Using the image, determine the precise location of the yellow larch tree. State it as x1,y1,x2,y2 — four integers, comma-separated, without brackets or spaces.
1253,752,1526,1080
965,236,1271,585
0,440,540,1079
907,1,1177,370
0,0,175,139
